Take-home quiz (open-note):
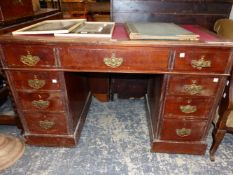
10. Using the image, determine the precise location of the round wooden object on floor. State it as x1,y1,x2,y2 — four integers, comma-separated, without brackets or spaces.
0,134,25,171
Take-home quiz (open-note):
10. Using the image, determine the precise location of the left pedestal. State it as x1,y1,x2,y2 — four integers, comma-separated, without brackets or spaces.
1,44,91,147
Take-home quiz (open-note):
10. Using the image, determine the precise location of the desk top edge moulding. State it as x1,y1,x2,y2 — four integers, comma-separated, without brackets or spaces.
0,20,233,155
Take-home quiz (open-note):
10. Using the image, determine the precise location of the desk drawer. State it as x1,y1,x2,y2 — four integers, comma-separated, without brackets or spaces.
9,71,61,90
160,119,207,141
2,44,56,68
61,47,169,72
24,112,68,135
174,48,230,73
17,91,65,112
164,96,212,119
167,76,219,97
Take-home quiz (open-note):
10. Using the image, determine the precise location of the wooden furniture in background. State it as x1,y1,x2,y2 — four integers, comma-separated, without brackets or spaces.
0,71,15,125
88,1,110,21
46,0,61,9
62,0,88,19
61,0,110,21
111,0,233,30
0,24,232,155
0,0,34,24
0,0,62,35
0,71,18,125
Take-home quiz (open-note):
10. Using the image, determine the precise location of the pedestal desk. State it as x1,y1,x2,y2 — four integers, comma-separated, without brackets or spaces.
0,24,232,155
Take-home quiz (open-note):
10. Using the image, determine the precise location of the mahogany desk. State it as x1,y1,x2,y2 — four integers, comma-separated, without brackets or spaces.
0,24,232,155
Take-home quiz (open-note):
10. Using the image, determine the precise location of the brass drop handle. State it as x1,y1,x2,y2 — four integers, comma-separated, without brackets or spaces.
20,51,40,66
191,56,211,70
32,99,50,109
28,75,46,89
39,120,55,130
180,105,197,114
176,128,192,137
183,80,203,95
103,53,123,68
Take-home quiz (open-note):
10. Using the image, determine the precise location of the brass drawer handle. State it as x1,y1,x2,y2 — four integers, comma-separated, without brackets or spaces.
104,53,123,68
20,51,40,66
28,76,46,89
191,56,211,70
176,128,192,137
183,80,203,95
32,100,50,109
180,105,197,114
39,120,55,130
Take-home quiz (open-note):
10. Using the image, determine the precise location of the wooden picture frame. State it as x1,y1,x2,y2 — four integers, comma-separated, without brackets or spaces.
12,19,86,35
54,22,115,38
126,22,199,40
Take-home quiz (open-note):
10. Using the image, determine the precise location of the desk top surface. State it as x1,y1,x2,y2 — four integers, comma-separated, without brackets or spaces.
0,23,232,47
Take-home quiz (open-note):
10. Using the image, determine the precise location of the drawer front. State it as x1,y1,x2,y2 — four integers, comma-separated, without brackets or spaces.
9,71,61,90
2,44,56,68
167,76,219,97
17,92,65,112
24,112,68,135
60,47,169,71
174,48,230,73
160,119,207,141
164,96,212,119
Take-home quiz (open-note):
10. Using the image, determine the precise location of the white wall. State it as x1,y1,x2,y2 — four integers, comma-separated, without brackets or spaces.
230,5,233,19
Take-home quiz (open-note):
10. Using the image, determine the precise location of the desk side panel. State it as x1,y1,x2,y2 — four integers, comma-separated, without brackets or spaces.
146,75,165,141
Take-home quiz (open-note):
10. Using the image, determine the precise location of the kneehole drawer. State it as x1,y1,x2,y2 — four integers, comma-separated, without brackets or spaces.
60,47,169,72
